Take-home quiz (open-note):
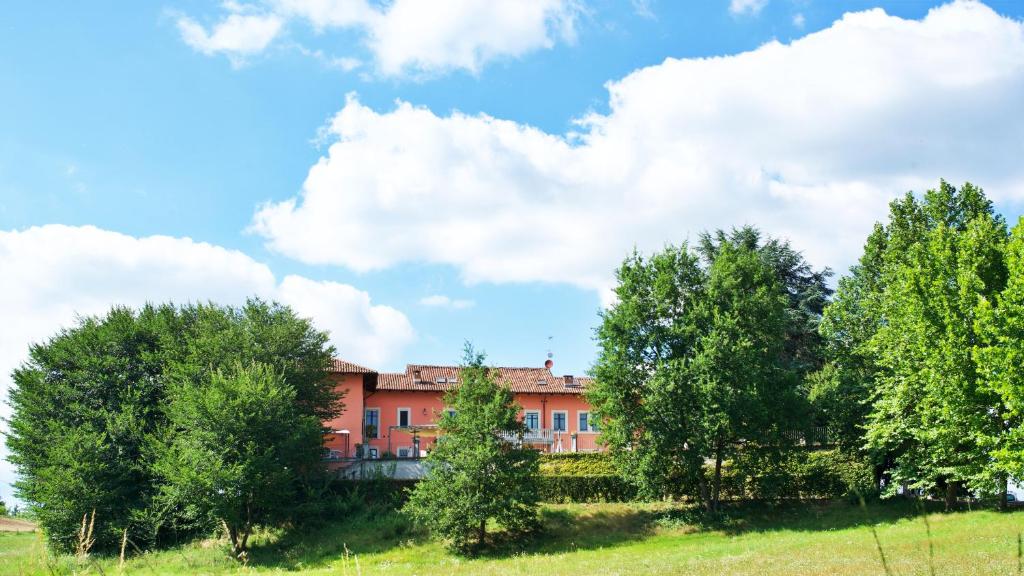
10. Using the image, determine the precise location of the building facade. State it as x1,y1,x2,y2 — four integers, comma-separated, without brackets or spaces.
322,359,601,466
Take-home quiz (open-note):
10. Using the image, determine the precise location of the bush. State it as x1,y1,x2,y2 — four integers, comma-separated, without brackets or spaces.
538,475,637,503
539,453,618,476
719,449,875,501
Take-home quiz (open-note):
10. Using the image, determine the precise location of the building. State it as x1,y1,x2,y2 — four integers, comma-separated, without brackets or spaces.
322,359,601,466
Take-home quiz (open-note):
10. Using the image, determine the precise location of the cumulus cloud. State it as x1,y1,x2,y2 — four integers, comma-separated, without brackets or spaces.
730,0,769,17
419,294,476,309
251,1,1024,304
0,224,414,502
177,10,284,66
176,0,580,76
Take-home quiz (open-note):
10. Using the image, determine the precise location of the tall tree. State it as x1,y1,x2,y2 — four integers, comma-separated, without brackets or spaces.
589,233,800,511
863,181,1008,507
698,226,833,374
974,217,1024,506
403,346,540,554
6,299,338,552
154,362,323,561
815,224,888,454
6,305,181,552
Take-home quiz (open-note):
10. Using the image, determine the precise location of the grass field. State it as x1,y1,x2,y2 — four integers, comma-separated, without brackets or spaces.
2,500,1022,575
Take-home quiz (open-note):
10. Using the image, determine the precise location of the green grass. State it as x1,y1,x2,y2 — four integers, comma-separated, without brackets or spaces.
2,501,1022,575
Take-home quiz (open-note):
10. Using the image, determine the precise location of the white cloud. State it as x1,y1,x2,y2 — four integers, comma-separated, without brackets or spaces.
0,224,414,503
177,10,284,66
177,0,581,76
792,12,806,28
251,1,1024,305
730,0,769,17
419,294,476,309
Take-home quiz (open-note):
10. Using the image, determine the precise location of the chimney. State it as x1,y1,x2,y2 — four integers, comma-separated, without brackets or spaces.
564,375,574,385
413,369,422,382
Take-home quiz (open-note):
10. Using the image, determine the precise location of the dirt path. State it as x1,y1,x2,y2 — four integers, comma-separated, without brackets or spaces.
0,517,37,532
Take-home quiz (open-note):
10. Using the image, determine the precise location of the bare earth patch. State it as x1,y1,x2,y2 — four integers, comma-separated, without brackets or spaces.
0,518,36,532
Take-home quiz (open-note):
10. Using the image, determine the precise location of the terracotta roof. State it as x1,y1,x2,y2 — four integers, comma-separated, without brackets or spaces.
330,359,376,374
375,364,592,395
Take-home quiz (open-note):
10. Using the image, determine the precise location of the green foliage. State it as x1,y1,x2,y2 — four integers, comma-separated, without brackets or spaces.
6,299,337,554
536,453,633,502
590,227,812,512
718,449,875,501
403,346,540,554
974,217,1024,487
154,362,324,560
538,453,617,476
863,181,1009,503
537,476,636,503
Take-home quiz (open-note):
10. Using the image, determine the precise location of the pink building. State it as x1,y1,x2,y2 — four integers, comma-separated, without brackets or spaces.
322,359,602,466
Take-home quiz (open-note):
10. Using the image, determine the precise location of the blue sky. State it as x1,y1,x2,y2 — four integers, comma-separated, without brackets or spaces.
2,0,1024,501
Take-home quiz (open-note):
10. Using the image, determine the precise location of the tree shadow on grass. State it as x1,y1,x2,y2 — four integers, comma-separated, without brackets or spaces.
246,498,984,568
651,498,955,537
476,504,659,559
245,508,430,570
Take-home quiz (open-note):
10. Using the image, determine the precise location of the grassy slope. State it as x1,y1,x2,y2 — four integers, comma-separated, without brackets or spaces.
2,501,1022,575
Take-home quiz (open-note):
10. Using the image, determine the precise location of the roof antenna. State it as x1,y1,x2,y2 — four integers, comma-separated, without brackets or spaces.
544,336,554,370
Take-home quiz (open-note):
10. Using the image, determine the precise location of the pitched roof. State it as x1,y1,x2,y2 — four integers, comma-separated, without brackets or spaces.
375,364,592,395
330,359,376,374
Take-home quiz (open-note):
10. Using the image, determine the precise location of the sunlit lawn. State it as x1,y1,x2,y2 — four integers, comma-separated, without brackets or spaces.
2,500,1022,575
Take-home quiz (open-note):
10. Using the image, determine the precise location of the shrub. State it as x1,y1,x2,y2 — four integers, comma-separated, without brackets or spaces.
538,475,637,503
539,453,618,476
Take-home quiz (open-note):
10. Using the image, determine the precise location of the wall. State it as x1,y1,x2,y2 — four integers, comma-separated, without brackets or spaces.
364,390,446,457
360,389,603,456
517,393,602,452
322,372,365,459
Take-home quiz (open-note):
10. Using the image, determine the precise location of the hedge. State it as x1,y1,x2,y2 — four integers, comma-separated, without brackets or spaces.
539,452,618,476
538,475,637,503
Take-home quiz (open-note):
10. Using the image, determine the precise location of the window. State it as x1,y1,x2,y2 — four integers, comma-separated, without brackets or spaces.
397,447,412,459
552,411,567,432
578,411,598,432
365,408,380,438
367,447,379,459
398,407,411,428
445,408,457,419
524,410,540,431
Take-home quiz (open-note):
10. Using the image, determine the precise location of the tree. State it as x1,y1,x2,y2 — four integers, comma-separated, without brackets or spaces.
975,217,1024,507
698,225,833,374
154,362,323,561
403,346,540,554
6,299,339,552
589,233,800,511
815,224,889,455
6,305,179,552
863,181,1008,508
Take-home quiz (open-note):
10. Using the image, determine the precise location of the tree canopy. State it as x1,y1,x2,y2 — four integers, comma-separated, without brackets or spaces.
403,346,540,554
589,228,813,511
6,299,338,553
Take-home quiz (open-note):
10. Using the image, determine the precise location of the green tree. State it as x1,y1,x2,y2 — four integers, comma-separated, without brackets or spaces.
154,362,323,560
815,224,888,455
864,181,1008,508
975,217,1024,506
6,305,180,552
589,234,800,511
6,299,338,552
403,347,540,554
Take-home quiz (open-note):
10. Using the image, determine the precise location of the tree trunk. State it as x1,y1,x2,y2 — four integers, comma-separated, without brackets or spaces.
944,480,958,511
697,473,713,513
998,474,1008,512
712,446,724,514
478,519,486,547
